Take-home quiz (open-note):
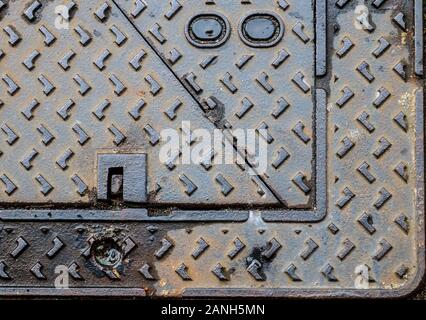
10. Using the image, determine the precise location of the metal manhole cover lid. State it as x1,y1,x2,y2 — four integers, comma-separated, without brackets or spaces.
0,0,424,298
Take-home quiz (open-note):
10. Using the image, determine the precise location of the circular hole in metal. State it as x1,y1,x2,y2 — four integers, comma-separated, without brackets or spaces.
91,238,123,269
185,13,231,48
239,12,284,47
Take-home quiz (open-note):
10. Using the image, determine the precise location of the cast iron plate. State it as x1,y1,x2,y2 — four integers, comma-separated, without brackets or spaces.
0,0,424,298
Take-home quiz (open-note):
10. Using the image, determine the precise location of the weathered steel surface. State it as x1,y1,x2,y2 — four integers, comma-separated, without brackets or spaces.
0,0,424,298
119,0,318,208
0,0,277,206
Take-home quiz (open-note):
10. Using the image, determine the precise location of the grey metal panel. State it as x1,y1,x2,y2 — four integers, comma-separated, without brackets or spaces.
0,0,279,206
118,0,319,208
0,0,423,298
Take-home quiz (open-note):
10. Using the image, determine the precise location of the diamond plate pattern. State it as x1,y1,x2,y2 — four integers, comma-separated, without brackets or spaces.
117,0,317,207
0,0,424,298
0,0,278,205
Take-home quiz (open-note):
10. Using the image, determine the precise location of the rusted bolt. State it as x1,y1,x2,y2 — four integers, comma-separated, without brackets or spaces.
92,239,123,269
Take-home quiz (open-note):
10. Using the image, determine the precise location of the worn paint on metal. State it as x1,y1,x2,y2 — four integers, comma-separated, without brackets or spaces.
0,0,424,298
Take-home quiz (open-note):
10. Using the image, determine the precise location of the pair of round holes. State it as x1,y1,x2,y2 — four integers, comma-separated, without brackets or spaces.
185,11,284,48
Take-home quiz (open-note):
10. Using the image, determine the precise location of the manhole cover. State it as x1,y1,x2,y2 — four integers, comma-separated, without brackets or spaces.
0,0,424,298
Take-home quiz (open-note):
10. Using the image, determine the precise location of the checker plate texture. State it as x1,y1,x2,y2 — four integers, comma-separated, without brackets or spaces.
0,0,424,298
121,0,317,207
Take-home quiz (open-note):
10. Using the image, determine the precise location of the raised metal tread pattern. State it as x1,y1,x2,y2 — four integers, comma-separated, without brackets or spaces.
0,0,424,298
0,0,278,205
117,0,317,207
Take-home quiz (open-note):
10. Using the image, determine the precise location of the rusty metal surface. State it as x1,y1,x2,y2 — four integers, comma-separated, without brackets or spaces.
0,0,424,298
